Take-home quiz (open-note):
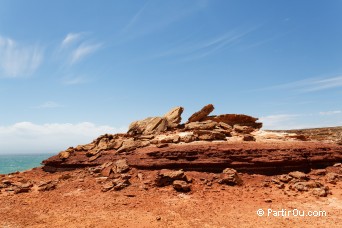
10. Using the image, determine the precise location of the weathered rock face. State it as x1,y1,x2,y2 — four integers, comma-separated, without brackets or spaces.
128,142,342,175
193,130,226,141
128,117,168,135
204,114,262,129
185,120,217,131
188,104,214,122
164,106,184,128
127,106,184,136
42,104,342,178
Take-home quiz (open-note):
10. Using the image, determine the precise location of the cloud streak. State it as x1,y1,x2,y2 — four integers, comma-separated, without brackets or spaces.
0,122,126,154
120,1,150,35
0,35,43,78
119,0,209,41
70,42,102,64
319,110,341,116
266,75,342,93
61,33,83,47
34,101,63,109
153,27,259,61
58,32,102,65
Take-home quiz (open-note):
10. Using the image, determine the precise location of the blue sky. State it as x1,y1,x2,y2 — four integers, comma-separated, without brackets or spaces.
0,0,341,154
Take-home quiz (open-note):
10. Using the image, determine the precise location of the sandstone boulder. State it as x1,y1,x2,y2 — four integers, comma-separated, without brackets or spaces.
108,139,124,150
155,169,187,187
188,104,214,122
290,181,323,191
117,138,150,153
218,122,233,131
218,168,242,186
278,174,292,183
101,166,113,177
114,159,130,173
164,106,184,128
179,134,197,143
204,114,262,129
102,182,115,192
310,169,327,176
234,125,255,134
97,138,110,151
159,135,180,144
128,117,168,135
185,120,217,131
113,178,131,191
193,130,226,141
59,151,70,160
13,182,33,194
243,135,256,141
289,171,309,181
38,180,58,191
102,177,131,192
173,180,191,192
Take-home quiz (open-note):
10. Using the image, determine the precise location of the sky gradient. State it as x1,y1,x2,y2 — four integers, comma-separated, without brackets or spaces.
0,0,341,154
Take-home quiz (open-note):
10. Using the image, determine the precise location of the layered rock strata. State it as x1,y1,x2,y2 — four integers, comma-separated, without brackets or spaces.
42,104,342,176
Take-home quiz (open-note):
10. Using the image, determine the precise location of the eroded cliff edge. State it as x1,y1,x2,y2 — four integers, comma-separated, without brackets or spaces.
42,104,342,175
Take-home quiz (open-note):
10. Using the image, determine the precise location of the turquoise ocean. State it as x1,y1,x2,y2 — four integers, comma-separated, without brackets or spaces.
0,154,53,174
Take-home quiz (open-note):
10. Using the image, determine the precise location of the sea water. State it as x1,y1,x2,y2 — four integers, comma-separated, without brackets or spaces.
0,154,53,174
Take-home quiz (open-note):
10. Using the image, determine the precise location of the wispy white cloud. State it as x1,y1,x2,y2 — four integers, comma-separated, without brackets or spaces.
0,35,43,78
119,1,209,40
61,33,83,47
0,122,126,154
152,27,258,61
319,110,341,116
266,75,342,93
70,42,102,64
183,29,257,61
34,101,63,109
120,1,150,35
57,32,102,65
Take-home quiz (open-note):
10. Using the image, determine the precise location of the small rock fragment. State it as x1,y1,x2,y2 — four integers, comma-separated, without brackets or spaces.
218,168,243,186
173,180,191,192
288,171,309,181
243,135,256,141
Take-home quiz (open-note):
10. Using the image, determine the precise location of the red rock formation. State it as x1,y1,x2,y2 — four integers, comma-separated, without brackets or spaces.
204,114,262,129
41,105,341,176
187,104,214,122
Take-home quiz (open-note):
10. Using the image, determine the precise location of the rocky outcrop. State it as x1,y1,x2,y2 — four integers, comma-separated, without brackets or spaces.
128,142,342,175
164,106,184,128
185,120,217,130
188,104,214,122
42,104,342,177
204,114,262,129
128,107,184,136
128,117,168,136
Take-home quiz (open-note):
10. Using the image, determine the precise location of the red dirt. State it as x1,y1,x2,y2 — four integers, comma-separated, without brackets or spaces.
0,165,341,228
